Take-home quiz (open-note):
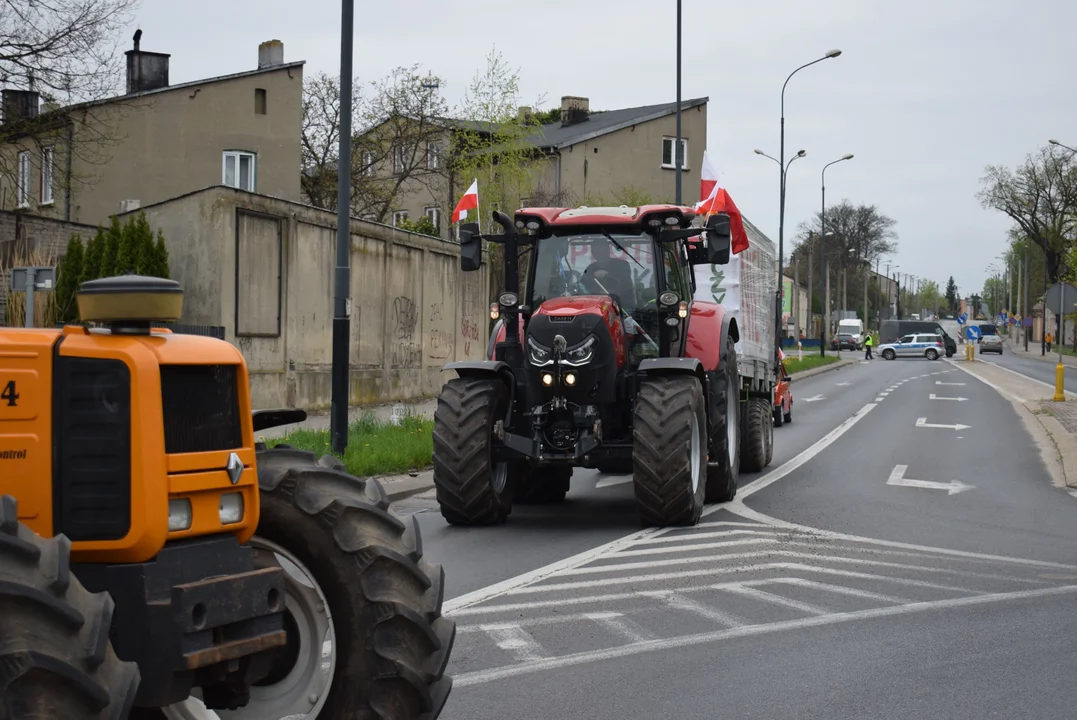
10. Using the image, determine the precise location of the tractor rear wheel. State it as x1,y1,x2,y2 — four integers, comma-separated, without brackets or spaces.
0,495,140,720
515,467,571,505
432,378,516,525
705,333,740,503
218,448,455,720
740,397,773,473
632,375,707,526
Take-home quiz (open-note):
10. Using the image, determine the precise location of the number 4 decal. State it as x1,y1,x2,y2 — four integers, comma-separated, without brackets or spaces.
1,380,18,407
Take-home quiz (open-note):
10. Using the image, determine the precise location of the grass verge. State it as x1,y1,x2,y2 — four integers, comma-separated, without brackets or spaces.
784,354,843,374
268,412,434,477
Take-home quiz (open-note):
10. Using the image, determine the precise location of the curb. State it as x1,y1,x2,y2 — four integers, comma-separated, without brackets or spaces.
380,471,435,501
1027,406,1077,490
789,358,859,380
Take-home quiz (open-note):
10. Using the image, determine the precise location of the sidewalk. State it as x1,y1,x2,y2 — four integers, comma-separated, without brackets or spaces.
1006,342,1077,367
950,358,1077,490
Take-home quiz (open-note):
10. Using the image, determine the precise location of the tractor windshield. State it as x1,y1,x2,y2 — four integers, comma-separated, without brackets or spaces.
529,231,662,358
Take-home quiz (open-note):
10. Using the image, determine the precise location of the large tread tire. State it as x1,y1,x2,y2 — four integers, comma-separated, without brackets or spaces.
515,467,571,505
705,334,740,503
0,495,140,720
773,405,784,427
253,448,455,720
632,375,707,526
432,378,515,525
740,397,772,473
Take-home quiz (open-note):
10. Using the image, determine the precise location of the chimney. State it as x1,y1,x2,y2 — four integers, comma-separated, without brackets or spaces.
560,96,590,127
125,29,171,94
258,40,285,69
2,90,40,125
119,199,141,214
517,106,533,124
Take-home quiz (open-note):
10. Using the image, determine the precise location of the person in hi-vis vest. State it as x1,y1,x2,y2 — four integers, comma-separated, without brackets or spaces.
864,333,874,360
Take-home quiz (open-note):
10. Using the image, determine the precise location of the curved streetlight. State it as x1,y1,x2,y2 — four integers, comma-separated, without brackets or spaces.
819,153,855,355
1050,138,1077,154
757,149,807,343
775,49,843,360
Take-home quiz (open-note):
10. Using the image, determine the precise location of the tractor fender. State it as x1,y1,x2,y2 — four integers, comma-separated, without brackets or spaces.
442,361,516,422
686,301,735,373
638,357,707,388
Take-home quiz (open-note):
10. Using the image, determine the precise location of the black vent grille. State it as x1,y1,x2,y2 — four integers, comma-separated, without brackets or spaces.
160,365,243,454
53,356,132,541
549,315,575,323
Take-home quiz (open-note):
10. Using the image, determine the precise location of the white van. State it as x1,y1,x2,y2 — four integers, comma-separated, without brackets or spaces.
837,318,865,347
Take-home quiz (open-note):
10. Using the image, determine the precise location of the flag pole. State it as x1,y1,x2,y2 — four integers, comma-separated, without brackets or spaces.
473,178,480,232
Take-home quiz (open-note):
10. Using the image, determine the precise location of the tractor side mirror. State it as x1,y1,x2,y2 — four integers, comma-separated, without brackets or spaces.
705,213,732,265
459,222,482,272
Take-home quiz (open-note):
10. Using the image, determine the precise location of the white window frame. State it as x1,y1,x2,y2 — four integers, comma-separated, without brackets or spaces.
393,146,406,174
426,143,441,170
362,150,376,177
392,210,408,227
222,150,257,191
16,150,31,208
424,206,441,231
40,146,54,205
661,136,689,170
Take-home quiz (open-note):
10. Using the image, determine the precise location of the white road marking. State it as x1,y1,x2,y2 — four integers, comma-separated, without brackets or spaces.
887,464,975,495
483,624,548,662
586,613,657,643
774,577,907,604
640,590,746,628
722,584,831,615
916,417,971,431
929,393,968,401
461,611,623,632
608,537,777,558
595,476,633,489
937,381,966,386
802,394,826,402
836,382,851,386
453,585,1077,687
730,403,878,503
880,392,890,396
875,397,885,402
632,528,781,546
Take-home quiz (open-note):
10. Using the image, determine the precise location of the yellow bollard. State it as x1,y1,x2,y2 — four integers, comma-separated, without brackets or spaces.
1054,362,1066,402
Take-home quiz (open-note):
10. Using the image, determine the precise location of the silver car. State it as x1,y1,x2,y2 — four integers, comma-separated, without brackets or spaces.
878,333,945,361
979,333,1003,354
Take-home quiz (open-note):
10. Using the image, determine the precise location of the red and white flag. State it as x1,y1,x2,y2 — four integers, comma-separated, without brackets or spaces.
452,179,479,224
695,150,750,255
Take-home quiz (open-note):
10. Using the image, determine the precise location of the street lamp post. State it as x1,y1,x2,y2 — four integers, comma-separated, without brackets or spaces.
756,148,807,353
820,154,853,355
675,0,682,204
776,49,842,360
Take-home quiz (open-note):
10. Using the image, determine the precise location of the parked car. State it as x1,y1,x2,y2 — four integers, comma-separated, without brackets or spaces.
880,320,957,357
830,333,859,351
979,333,1003,354
879,333,946,361
774,353,793,426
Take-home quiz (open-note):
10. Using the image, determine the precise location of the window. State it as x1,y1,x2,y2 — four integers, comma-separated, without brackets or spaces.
425,206,441,231
427,143,441,170
392,210,408,226
393,146,406,174
40,147,54,205
16,151,30,208
223,151,256,191
255,88,267,115
361,150,376,177
661,136,689,170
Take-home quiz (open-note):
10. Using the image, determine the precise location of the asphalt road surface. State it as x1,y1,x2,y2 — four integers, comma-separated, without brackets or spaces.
397,353,1077,719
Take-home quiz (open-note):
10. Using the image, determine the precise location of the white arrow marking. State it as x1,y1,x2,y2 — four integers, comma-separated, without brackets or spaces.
929,393,968,402
887,465,975,495
595,476,633,489
937,381,966,386
802,395,825,403
916,417,971,431
836,382,851,386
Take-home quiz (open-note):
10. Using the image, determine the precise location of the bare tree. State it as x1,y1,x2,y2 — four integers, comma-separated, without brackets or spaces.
300,65,450,222
977,144,1077,284
0,0,140,205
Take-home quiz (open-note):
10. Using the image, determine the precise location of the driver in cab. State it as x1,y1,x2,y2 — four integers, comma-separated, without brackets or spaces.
581,241,632,297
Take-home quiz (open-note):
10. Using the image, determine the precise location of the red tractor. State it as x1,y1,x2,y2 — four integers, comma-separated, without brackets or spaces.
431,205,751,527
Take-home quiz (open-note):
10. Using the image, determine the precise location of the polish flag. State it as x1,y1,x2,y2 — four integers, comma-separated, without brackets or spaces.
695,153,750,255
452,179,479,224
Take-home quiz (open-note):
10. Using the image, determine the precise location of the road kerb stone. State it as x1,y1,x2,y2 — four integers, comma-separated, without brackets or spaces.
789,358,859,380
381,470,435,501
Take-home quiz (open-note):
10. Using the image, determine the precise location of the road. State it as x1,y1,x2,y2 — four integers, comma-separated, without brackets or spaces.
397,353,1077,719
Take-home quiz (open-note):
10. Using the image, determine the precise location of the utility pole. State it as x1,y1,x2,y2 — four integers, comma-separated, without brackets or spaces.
1024,242,1030,352
674,0,682,205
330,0,354,454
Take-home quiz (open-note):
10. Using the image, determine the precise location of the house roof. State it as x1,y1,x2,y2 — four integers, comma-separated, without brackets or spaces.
530,97,708,150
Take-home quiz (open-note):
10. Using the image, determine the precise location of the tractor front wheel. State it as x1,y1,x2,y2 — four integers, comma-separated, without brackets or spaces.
0,495,140,720
705,333,740,503
632,375,708,526
740,397,774,473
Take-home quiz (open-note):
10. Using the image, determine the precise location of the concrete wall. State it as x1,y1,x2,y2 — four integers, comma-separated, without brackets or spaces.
128,186,489,410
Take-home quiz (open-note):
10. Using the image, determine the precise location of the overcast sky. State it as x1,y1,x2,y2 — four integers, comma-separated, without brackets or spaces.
135,0,1074,299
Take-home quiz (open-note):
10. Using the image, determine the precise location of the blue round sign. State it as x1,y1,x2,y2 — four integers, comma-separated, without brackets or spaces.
966,326,981,340
1024,316,1033,327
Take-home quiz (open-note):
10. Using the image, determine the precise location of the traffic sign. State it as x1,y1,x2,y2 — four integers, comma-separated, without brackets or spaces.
965,326,981,340
1024,316,1033,327
957,313,967,325
1044,282,1077,315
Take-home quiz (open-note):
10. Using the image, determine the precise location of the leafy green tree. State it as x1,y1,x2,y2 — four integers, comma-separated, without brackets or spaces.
54,234,85,322
152,230,170,278
944,276,959,312
82,226,106,280
396,215,440,238
101,215,123,277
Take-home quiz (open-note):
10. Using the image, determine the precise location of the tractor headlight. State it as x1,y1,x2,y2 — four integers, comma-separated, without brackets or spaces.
659,291,679,306
561,336,596,367
219,492,245,525
499,291,518,307
168,498,193,532
528,336,553,366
